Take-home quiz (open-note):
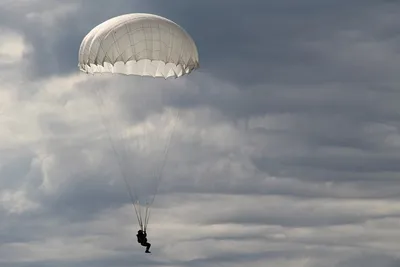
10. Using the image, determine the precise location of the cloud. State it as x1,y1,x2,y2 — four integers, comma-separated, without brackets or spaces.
334,253,400,267
1,0,400,266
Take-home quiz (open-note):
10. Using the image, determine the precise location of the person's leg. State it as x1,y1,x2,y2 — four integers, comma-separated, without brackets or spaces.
141,242,151,253
145,242,151,253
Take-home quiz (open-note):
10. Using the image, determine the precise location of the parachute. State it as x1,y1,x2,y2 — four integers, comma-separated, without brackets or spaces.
78,13,199,231
78,13,199,78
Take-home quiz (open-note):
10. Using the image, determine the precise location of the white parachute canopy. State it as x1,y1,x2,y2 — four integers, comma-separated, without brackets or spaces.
78,13,199,78
78,13,199,232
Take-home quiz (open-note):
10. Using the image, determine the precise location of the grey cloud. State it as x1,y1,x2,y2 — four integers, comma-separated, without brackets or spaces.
334,253,400,267
5,0,396,84
200,209,400,228
0,0,148,79
0,256,172,267
182,250,302,267
2,0,400,266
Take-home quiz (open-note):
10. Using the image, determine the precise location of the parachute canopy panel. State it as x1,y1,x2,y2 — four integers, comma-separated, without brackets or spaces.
78,13,199,79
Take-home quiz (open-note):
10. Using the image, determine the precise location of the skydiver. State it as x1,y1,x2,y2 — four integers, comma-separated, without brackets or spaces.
137,230,151,253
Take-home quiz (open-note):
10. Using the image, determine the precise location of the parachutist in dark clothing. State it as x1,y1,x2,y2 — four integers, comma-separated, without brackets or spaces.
137,230,151,253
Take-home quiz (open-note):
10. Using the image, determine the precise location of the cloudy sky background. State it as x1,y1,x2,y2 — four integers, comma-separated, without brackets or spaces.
1,0,400,266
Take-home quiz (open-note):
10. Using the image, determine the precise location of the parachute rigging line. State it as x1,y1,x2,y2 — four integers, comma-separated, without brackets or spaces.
91,86,180,231
143,109,181,231
91,87,145,230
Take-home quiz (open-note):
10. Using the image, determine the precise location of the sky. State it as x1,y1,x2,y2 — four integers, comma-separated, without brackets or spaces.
1,0,400,266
